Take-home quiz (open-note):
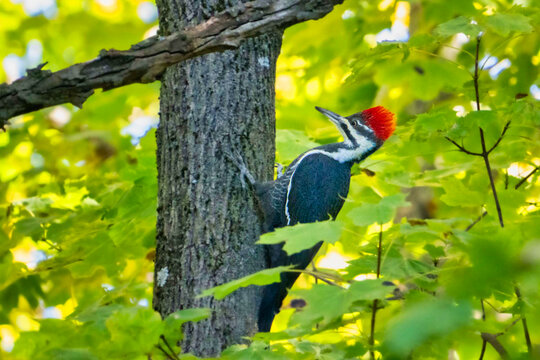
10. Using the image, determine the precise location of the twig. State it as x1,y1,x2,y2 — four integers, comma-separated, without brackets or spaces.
369,225,384,359
479,122,503,228
478,297,487,358
376,227,383,278
467,165,538,231
160,335,180,360
480,299,486,321
411,48,472,74
483,300,503,313
503,316,522,334
444,136,482,156
473,36,482,111
472,35,504,228
291,269,344,287
481,332,509,359
515,166,538,189
486,121,511,155
156,344,175,360
470,34,506,357
478,339,487,360
479,34,526,71
469,35,533,354
465,211,488,232
515,287,533,354
479,308,522,359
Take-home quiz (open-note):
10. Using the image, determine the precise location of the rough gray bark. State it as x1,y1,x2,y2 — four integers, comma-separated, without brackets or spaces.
153,0,282,356
0,0,343,128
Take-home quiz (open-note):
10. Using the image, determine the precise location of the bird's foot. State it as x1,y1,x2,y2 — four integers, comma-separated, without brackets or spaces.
224,149,256,189
275,162,285,179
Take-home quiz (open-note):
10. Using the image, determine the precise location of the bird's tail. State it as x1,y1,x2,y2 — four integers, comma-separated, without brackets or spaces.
257,242,323,332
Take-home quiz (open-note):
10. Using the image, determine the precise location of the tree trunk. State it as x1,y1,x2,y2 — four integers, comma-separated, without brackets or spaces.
153,0,282,356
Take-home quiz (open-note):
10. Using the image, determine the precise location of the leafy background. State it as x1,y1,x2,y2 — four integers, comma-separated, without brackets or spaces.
0,0,539,359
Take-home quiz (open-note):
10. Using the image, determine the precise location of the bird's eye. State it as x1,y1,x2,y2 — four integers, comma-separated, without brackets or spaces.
350,120,357,126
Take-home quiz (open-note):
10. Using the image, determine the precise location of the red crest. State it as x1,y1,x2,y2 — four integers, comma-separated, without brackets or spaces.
362,106,396,141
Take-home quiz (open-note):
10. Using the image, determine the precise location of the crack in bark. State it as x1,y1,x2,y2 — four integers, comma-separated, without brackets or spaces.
0,0,343,127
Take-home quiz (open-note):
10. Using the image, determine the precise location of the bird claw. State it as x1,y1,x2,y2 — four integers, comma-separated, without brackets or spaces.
224,149,256,189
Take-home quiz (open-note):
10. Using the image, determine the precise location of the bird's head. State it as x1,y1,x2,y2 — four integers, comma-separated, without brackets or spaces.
315,106,396,147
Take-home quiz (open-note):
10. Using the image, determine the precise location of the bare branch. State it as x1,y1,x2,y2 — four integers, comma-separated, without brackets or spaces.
480,333,509,359
486,121,511,155
156,344,175,360
0,0,343,127
160,335,180,360
515,166,539,189
472,35,504,228
444,136,482,156
478,339,487,360
369,225,384,360
290,268,345,287
515,287,533,354
466,211,487,232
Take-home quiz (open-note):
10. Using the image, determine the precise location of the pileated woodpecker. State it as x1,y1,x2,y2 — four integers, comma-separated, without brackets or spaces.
231,105,395,332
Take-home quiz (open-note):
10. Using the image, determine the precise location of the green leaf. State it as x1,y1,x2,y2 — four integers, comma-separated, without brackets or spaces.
440,177,485,207
163,308,211,344
399,223,441,243
276,129,321,164
42,349,98,360
164,308,210,325
221,341,290,359
257,221,342,255
434,16,483,38
12,217,44,242
348,279,395,301
290,284,350,327
424,244,446,258
384,300,472,355
413,108,457,139
485,13,533,36
485,187,526,223
348,194,410,226
104,307,163,357
198,266,291,300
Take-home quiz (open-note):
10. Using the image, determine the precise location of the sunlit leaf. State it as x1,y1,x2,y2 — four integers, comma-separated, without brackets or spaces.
198,266,291,300
257,221,342,255
384,299,472,355
434,16,483,38
348,194,409,226
485,13,533,36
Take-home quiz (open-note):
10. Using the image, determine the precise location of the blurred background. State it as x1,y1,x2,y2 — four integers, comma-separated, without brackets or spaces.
0,0,538,358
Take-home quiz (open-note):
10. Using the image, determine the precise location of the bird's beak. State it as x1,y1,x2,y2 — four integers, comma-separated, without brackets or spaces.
315,107,346,127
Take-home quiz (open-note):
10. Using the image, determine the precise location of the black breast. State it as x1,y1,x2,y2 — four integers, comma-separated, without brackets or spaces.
268,151,352,228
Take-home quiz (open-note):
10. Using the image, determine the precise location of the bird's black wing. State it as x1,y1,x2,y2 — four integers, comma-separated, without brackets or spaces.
286,152,351,225
258,152,351,332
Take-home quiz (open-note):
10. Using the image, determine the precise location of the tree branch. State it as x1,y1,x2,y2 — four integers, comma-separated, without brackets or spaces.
466,211,488,232
466,165,537,231
369,225,383,360
160,335,180,360
514,287,533,354
480,332,509,359
486,121,511,155
444,136,482,156
472,35,504,228
515,166,538,189
0,0,343,128
478,339,487,360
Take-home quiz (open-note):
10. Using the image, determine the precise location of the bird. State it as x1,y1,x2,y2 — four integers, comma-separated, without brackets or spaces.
229,105,396,332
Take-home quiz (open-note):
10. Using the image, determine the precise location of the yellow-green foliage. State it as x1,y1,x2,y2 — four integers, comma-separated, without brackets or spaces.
0,0,539,359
